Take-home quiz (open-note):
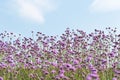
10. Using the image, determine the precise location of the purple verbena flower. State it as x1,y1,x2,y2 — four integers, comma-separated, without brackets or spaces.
0,77,3,80
112,77,117,80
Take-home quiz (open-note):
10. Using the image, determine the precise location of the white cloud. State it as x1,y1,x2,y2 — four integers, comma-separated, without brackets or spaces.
90,0,120,12
12,0,56,23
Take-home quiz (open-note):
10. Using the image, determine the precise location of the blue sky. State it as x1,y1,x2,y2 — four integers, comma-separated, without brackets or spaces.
0,0,120,37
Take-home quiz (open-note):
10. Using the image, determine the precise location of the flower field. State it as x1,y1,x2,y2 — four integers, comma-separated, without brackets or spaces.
0,27,120,80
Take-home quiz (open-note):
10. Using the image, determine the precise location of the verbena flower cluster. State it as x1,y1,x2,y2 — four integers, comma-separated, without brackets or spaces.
0,27,120,80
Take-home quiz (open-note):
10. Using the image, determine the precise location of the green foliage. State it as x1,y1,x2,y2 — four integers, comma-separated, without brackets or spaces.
0,67,115,80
